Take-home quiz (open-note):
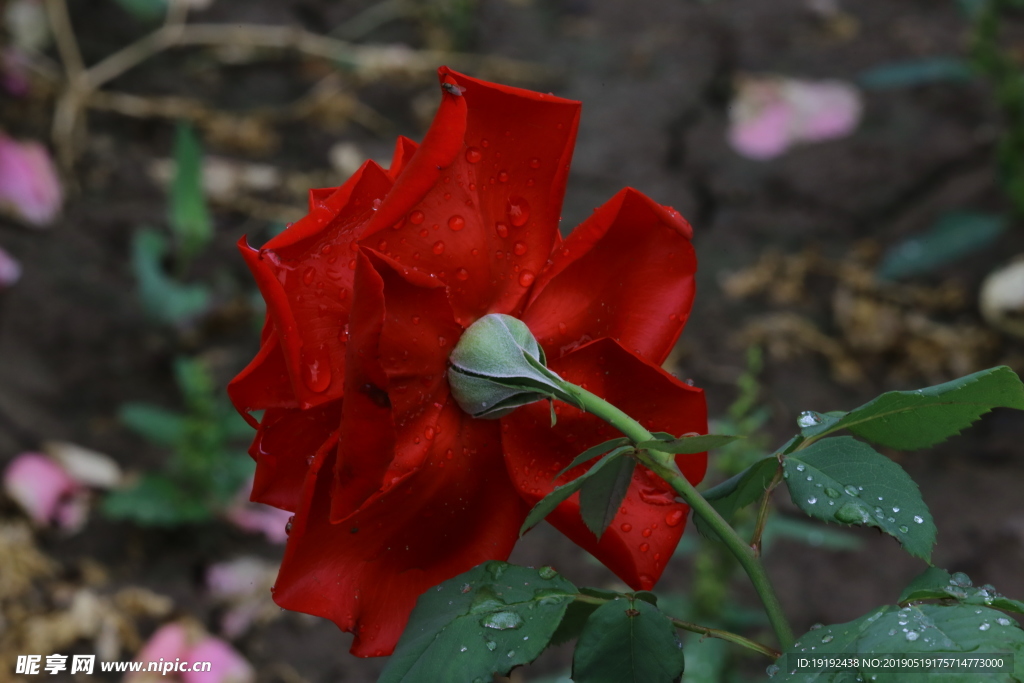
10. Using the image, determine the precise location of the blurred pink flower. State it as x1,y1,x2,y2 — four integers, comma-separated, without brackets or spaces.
0,245,21,287
728,76,862,160
0,133,62,225
223,476,291,543
206,557,278,638
2,452,88,530
1,48,32,96
126,623,254,683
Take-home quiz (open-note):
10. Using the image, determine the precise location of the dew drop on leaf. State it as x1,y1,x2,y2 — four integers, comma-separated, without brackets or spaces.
481,612,524,630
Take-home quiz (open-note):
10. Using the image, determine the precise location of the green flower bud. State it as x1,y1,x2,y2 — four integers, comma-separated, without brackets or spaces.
448,314,574,419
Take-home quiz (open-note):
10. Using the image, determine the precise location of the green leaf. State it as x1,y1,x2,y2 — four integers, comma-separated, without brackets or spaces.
579,455,636,540
773,603,1024,682
555,438,631,480
693,456,778,542
378,562,576,683
519,446,631,536
782,437,936,561
858,58,973,90
551,588,620,647
638,434,741,454
102,474,210,526
118,403,185,446
572,597,685,683
878,211,1007,280
170,123,213,262
799,366,1024,450
111,0,167,21
899,569,1024,615
132,229,211,325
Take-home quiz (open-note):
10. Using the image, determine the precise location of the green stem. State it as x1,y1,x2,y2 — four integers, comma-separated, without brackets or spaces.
750,462,784,557
560,382,795,650
573,593,781,659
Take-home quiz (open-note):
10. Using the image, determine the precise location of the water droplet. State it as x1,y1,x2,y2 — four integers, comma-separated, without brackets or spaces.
639,543,650,552
485,640,496,651
495,222,509,238
807,497,818,505
481,610,524,634
409,209,425,225
998,618,1011,626
665,510,684,527
481,611,524,630
513,241,528,256
538,566,557,579
795,464,806,472
906,631,919,641
528,158,541,169
821,634,833,643
844,485,860,497
506,651,515,658
302,267,316,285
448,215,466,231
825,487,841,498
873,507,885,518
301,346,332,393
899,525,909,533
459,646,468,652
835,502,871,524
641,528,652,538
518,271,535,287
888,629,897,636
498,171,509,183
456,268,469,281
465,147,483,163
620,523,632,532
507,196,530,226
432,241,445,255
798,411,822,427
766,664,780,678
892,507,900,513
951,572,972,588
438,336,448,347
914,515,924,524
979,623,991,631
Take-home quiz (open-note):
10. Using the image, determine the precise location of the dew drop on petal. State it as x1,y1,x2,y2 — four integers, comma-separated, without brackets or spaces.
409,209,425,225
507,196,530,227
639,543,649,552
529,158,540,169
495,222,509,238
300,346,332,393
302,267,315,285
665,510,684,527
641,528,652,538
620,523,632,532
448,215,465,231
433,241,445,255
456,268,469,281
465,147,483,163
498,171,509,183
518,270,535,287
513,241,528,256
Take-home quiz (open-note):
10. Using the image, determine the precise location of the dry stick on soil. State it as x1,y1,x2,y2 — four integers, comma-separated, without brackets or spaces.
46,0,555,167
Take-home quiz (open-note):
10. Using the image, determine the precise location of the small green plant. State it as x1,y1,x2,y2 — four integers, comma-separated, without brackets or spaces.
103,357,253,526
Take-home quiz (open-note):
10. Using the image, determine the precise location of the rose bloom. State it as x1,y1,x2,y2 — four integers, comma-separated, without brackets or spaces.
230,67,706,657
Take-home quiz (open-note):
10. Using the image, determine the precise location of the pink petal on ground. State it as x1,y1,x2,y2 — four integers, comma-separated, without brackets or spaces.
3,452,84,528
206,557,276,600
0,134,63,226
0,245,21,287
124,623,190,683
182,637,254,683
728,78,796,160
785,79,863,142
223,477,291,543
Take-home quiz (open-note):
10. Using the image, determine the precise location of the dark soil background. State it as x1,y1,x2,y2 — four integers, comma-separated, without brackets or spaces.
2,0,1024,681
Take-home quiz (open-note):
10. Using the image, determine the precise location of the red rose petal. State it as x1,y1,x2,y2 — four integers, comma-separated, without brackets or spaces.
274,410,522,657
387,135,419,180
331,249,461,520
501,338,707,590
524,188,697,365
245,162,393,408
360,68,581,326
227,332,297,426
249,402,341,512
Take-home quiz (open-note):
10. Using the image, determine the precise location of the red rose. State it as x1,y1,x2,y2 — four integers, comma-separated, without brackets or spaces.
229,67,707,657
